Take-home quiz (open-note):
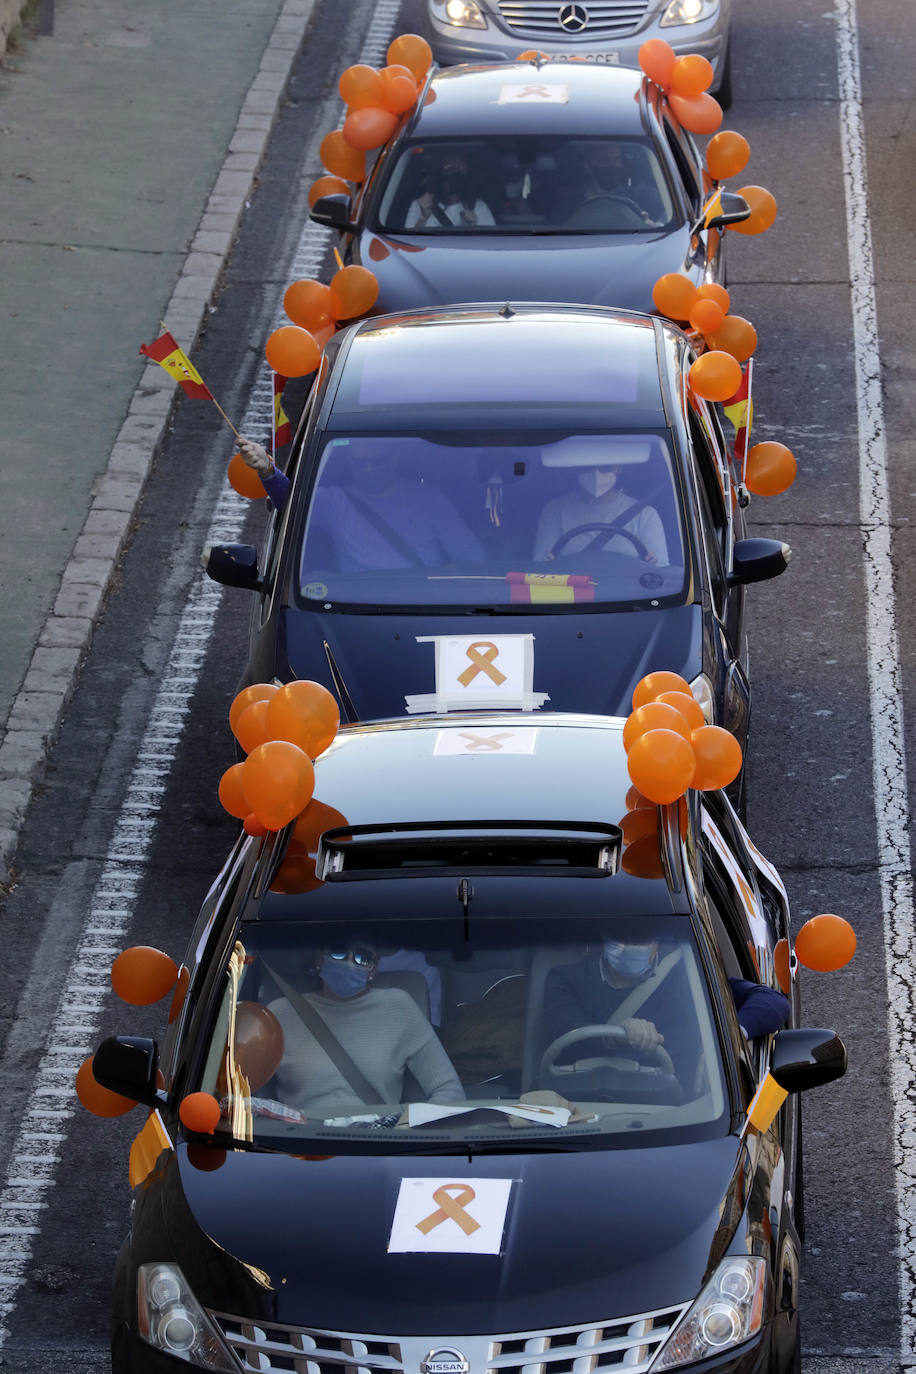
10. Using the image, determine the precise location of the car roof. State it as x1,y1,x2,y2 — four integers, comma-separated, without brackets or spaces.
410,60,648,139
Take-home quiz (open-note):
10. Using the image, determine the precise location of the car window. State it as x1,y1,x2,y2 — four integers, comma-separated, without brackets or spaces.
295,430,688,611
660,116,703,214
375,136,676,234
195,913,728,1152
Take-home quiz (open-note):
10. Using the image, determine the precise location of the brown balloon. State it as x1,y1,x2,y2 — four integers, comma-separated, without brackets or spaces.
235,1002,285,1091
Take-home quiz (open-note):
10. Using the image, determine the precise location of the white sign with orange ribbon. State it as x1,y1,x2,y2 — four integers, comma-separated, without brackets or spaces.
498,83,568,103
405,634,549,714
433,728,538,756
388,1177,513,1254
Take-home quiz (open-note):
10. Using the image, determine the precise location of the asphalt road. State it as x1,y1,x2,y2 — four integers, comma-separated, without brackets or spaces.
0,0,914,1368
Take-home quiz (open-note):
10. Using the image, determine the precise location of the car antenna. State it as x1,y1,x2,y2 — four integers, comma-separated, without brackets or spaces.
498,303,516,318
322,639,358,723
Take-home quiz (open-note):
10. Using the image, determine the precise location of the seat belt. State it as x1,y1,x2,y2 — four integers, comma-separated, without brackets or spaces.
607,948,682,1024
262,962,382,1106
345,491,427,569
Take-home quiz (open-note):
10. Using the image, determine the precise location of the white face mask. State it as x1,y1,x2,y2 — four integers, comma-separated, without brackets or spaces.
578,468,617,499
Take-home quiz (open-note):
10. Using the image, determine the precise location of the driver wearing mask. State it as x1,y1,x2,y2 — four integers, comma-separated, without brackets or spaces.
533,463,668,564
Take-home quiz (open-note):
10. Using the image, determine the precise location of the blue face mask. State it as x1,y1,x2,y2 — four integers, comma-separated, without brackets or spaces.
601,941,656,982
319,956,372,999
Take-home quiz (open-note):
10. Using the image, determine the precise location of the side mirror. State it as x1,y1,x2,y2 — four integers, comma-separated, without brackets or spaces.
92,1036,162,1107
728,537,790,587
770,1028,847,1093
202,543,263,592
697,191,751,234
309,193,357,232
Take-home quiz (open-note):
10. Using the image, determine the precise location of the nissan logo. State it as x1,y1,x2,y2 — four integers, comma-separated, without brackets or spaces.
559,3,589,31
421,1351,470,1374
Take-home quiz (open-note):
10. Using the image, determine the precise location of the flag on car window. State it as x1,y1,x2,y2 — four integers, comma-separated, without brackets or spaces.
273,372,292,450
139,331,214,400
723,359,753,465
702,188,724,228
745,1070,788,1134
507,572,595,604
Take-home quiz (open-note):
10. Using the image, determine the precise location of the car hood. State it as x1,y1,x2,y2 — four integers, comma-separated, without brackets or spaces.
169,1136,747,1333
360,227,695,315
280,604,703,722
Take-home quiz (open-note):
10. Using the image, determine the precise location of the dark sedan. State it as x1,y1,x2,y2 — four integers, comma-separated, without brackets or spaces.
205,304,788,749
310,61,748,316
93,713,845,1374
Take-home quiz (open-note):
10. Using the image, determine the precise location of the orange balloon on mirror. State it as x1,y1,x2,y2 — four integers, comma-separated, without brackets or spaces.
179,1093,222,1134
380,64,418,113
730,185,778,235
623,701,692,752
670,53,714,98
689,350,742,402
621,833,666,880
638,38,676,87
234,699,273,755
773,938,791,995
265,326,320,378
111,946,179,1005
319,129,366,182
695,282,730,313
339,64,384,110
626,729,696,804
707,314,757,362
343,105,399,152
329,265,380,319
619,807,659,845
227,452,266,500
266,680,340,759
218,761,249,819
652,272,697,321
794,913,856,972
291,798,349,852
234,1002,285,1090
655,689,706,731
689,298,725,335
284,278,335,333
690,725,743,790
76,1055,137,1117
706,130,750,182
387,33,432,82
669,91,723,135
745,441,797,496
308,174,351,208
229,683,279,733
632,670,692,709
241,740,315,831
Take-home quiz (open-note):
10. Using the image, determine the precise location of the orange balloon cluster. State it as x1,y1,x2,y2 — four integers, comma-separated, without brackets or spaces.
623,672,742,804
267,263,380,376
638,39,722,134
334,39,427,155
652,276,757,365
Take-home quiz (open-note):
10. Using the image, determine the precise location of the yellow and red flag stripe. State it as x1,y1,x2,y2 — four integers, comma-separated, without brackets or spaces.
139,330,214,400
507,572,595,604
702,187,724,229
273,372,292,451
723,358,754,466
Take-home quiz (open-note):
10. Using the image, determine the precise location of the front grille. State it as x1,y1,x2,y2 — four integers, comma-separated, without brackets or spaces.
208,1306,689,1374
497,1,651,40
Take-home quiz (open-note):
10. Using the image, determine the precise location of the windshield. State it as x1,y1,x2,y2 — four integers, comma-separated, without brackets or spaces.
376,137,676,234
196,914,727,1153
297,431,687,610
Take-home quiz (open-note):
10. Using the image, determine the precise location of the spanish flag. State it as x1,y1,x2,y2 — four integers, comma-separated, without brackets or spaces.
722,358,753,464
507,572,595,604
702,187,724,229
273,372,292,450
139,331,214,400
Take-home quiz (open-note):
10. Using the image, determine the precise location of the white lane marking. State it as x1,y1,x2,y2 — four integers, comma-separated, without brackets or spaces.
0,0,404,1343
835,0,916,1361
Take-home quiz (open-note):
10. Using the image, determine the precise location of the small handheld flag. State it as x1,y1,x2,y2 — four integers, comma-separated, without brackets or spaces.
273,372,292,455
139,331,213,400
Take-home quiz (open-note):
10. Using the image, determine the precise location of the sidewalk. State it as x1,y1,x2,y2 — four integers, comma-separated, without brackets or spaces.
0,0,319,878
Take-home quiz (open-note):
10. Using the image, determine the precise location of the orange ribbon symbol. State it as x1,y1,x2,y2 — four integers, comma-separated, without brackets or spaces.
457,642,507,688
459,731,513,752
513,84,554,99
416,1184,481,1236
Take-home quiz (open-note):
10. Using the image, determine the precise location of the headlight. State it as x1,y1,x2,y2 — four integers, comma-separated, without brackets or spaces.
650,1256,768,1369
660,0,719,26
689,672,714,724
433,0,488,28
137,1264,237,1371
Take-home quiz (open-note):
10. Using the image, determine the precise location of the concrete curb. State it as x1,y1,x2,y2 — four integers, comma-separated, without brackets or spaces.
0,0,319,881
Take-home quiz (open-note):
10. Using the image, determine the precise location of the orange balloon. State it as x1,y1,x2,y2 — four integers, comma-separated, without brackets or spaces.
670,53,714,98
690,725,743,790
745,441,797,496
619,807,658,845
291,798,349,852
241,740,316,830
623,701,692,752
773,939,791,995
339,64,385,110
621,833,666,880
111,946,179,1005
669,91,723,135
284,278,335,333
265,326,320,378
638,38,676,87
234,699,273,755
689,298,725,335
380,64,418,113
244,813,269,837
329,264,380,320
308,174,351,208
695,282,730,313
319,129,366,182
313,322,336,351
343,105,399,152
689,350,742,402
229,683,279,734
227,452,266,500
632,670,692,709
76,1055,137,1117
168,964,190,1023
731,185,778,235
794,914,857,972
218,761,249,819
270,850,324,894
387,33,432,82
234,1002,285,1090
655,689,706,731
627,729,696,804
179,1093,222,1134
707,314,757,363
652,272,697,321
625,784,653,811
266,680,340,758
706,130,750,182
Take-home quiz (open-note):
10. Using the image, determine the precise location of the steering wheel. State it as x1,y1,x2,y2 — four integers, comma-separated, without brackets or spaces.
540,1023,676,1082
549,522,652,562
562,194,647,230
